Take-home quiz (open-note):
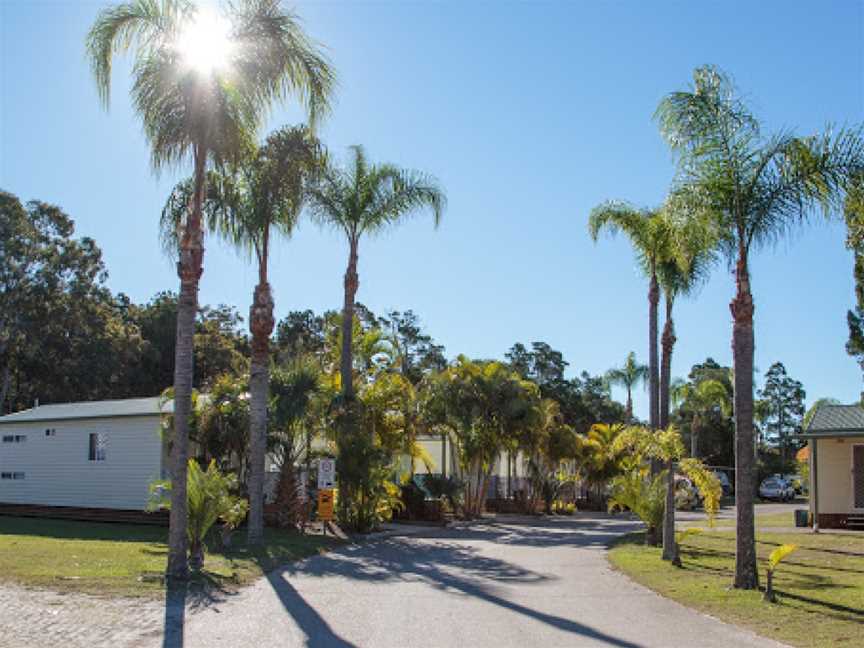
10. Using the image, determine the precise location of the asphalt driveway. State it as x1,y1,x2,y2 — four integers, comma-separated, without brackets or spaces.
173,514,786,648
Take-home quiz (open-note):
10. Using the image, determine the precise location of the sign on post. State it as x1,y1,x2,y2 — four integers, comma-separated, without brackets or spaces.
318,489,335,521
318,458,336,489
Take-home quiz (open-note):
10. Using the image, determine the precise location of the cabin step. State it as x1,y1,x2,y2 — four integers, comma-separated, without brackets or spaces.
847,516,864,530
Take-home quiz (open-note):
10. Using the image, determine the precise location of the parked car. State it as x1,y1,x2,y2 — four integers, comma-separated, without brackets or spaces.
675,476,702,510
759,476,795,501
712,470,732,496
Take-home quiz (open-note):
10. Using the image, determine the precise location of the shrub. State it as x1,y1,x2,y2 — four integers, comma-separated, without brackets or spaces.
148,459,248,570
609,471,666,546
551,500,576,515
399,480,427,520
422,474,464,512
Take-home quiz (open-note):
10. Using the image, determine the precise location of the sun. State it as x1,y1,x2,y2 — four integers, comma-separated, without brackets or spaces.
176,9,234,74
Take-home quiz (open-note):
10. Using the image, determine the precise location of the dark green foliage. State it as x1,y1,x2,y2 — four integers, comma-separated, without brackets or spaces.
399,480,427,520
845,179,864,377
334,406,400,532
757,362,806,461
0,191,145,413
505,341,626,432
378,310,447,385
672,358,735,467
422,474,464,511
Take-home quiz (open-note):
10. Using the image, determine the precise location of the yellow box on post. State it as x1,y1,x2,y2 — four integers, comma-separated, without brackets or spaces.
318,488,335,522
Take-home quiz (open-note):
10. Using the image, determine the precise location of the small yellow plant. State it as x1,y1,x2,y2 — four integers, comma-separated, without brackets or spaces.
552,500,576,515
764,544,798,602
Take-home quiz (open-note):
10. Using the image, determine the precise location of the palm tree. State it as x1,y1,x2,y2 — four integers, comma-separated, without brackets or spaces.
163,125,323,544
656,65,864,588
87,0,334,578
306,146,446,415
605,352,648,421
589,205,673,437
671,377,732,459
657,219,715,429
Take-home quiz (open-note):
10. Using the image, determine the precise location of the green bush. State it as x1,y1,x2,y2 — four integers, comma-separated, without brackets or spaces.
608,471,666,546
422,474,464,512
148,459,248,570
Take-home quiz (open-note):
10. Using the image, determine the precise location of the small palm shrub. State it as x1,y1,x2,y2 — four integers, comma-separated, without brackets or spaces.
608,470,666,546
148,460,248,571
764,544,798,602
423,474,464,513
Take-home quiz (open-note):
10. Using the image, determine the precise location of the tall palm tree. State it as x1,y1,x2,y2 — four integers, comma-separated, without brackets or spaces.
589,205,673,437
604,351,648,421
87,0,334,578
306,146,446,415
162,125,323,544
657,219,715,429
656,65,864,588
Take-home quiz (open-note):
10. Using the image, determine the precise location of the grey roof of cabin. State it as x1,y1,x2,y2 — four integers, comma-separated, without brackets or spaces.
0,397,171,424
802,404,864,437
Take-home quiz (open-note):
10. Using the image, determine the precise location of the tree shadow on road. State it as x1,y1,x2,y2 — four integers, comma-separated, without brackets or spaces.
269,518,643,648
265,570,358,647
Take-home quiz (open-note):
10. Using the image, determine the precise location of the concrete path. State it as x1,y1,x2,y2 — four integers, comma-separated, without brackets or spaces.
169,514,785,648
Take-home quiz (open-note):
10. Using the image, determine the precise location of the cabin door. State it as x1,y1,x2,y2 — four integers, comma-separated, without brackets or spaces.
853,445,864,511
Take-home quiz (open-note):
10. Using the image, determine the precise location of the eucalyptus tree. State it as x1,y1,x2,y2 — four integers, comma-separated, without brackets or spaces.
604,351,648,421
656,65,864,588
306,146,446,413
87,0,334,578
589,205,673,435
163,125,323,544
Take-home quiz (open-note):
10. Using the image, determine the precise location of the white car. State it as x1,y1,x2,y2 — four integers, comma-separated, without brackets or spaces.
759,477,795,501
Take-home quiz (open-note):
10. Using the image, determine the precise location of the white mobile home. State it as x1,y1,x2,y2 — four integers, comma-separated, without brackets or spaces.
0,398,169,511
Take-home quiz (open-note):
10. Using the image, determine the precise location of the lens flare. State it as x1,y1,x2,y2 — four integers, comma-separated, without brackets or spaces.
176,10,234,74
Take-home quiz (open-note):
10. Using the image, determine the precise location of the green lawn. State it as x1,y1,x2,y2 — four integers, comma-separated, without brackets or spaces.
609,528,864,648
0,516,340,597
709,510,797,528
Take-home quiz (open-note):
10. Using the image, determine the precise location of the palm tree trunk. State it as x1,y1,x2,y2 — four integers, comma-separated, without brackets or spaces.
625,387,633,422
659,295,676,429
649,267,660,474
660,294,678,561
341,239,359,402
662,458,676,560
167,145,207,581
247,280,274,545
731,249,759,589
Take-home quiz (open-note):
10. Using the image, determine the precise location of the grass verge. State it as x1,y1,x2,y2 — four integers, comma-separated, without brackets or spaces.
608,528,864,647
0,516,340,598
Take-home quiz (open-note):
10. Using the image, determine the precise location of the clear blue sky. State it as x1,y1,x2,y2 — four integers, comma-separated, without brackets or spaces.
1,1,862,419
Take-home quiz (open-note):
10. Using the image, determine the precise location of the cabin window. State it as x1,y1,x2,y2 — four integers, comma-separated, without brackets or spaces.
88,433,107,461
2,435,25,443
45,429,57,437
1,472,23,480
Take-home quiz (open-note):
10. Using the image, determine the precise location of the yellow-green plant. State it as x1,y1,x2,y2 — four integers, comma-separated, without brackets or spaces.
764,544,798,602
609,470,666,546
679,458,722,526
148,460,248,570
613,425,721,558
